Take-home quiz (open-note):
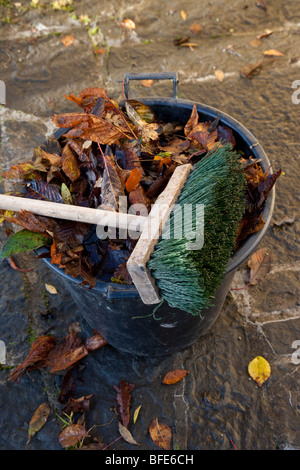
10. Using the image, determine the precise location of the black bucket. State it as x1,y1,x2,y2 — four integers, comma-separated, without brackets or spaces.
39,73,275,356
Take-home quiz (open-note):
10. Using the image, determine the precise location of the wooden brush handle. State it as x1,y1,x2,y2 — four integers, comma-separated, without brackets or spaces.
0,194,147,232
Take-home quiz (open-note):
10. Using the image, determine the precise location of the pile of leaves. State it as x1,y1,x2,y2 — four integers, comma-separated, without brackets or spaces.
0,87,281,287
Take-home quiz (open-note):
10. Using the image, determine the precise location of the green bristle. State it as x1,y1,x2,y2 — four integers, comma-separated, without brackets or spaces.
147,143,247,316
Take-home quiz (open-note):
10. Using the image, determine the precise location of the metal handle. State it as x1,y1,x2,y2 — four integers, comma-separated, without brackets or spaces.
123,72,178,100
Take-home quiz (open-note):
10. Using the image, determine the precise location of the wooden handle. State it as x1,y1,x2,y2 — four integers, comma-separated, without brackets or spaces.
0,194,147,232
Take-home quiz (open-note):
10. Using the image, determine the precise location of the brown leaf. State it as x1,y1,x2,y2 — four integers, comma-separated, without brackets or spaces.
2,162,36,180
122,139,145,174
101,153,125,210
58,423,89,448
248,248,271,285
118,422,140,446
190,23,203,34
114,380,135,428
62,394,94,416
162,369,189,384
184,103,198,137
125,101,160,143
121,18,135,29
214,69,225,82
125,168,143,193
240,61,263,78
61,34,75,47
45,331,88,373
61,143,81,182
9,335,56,382
149,418,172,450
41,150,61,167
188,121,219,151
64,87,108,112
85,330,108,351
5,210,50,235
27,402,51,445
141,79,154,87
263,49,284,56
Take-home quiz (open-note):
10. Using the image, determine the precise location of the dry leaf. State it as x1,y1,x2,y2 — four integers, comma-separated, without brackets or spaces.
180,10,187,21
45,283,58,295
46,331,88,373
190,23,203,34
133,405,141,424
27,402,50,445
61,143,81,182
61,34,75,47
240,61,263,78
247,248,271,285
257,29,273,39
58,423,89,448
125,168,143,193
114,380,135,428
142,79,154,87
118,422,140,445
122,19,135,29
149,418,172,450
263,49,284,56
85,330,108,351
248,356,271,387
250,38,262,47
162,369,189,385
214,69,225,82
93,48,106,55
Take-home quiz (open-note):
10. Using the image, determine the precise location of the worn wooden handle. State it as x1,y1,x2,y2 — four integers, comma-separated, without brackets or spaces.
0,194,147,232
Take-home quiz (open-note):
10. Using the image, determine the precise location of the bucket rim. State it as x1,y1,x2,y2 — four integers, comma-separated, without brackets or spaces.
38,96,275,297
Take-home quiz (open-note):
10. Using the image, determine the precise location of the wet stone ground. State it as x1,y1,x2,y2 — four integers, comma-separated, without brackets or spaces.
0,0,300,451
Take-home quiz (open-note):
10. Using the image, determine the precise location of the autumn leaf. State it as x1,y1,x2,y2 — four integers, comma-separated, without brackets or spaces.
133,405,141,424
190,23,203,34
61,143,81,182
142,79,154,88
121,18,135,29
85,330,108,351
27,402,51,445
58,423,89,448
9,335,56,383
162,369,189,385
114,380,135,428
247,248,271,285
125,168,142,193
101,153,125,210
240,61,263,78
180,10,187,21
45,331,88,373
62,394,94,416
61,34,75,47
263,49,284,56
149,418,172,450
118,422,140,446
61,183,73,204
214,69,225,82
0,230,51,261
2,162,36,180
45,283,58,295
184,103,198,137
248,356,271,387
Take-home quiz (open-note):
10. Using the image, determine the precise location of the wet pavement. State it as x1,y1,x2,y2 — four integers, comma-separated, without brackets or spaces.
0,0,300,451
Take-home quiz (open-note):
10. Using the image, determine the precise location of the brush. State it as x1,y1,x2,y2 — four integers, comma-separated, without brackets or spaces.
0,143,246,315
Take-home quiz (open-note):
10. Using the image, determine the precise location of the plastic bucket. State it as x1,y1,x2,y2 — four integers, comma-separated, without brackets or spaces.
38,73,275,356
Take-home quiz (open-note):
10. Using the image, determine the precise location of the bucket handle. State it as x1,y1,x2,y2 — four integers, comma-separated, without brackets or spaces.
123,72,178,100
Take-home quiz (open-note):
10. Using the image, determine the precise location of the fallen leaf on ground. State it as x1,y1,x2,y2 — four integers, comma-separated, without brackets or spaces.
58,423,89,448
257,29,272,39
118,422,140,445
250,38,262,47
162,369,189,384
141,79,154,87
93,48,106,55
214,69,225,82
62,394,94,416
180,10,187,21
46,331,88,373
85,330,108,351
45,283,58,295
240,61,263,78
149,418,172,450
27,402,51,445
190,23,203,34
133,405,141,424
9,335,55,382
61,34,75,47
248,356,271,387
114,380,134,428
125,168,143,193
122,19,135,29
263,49,284,56
247,248,271,285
